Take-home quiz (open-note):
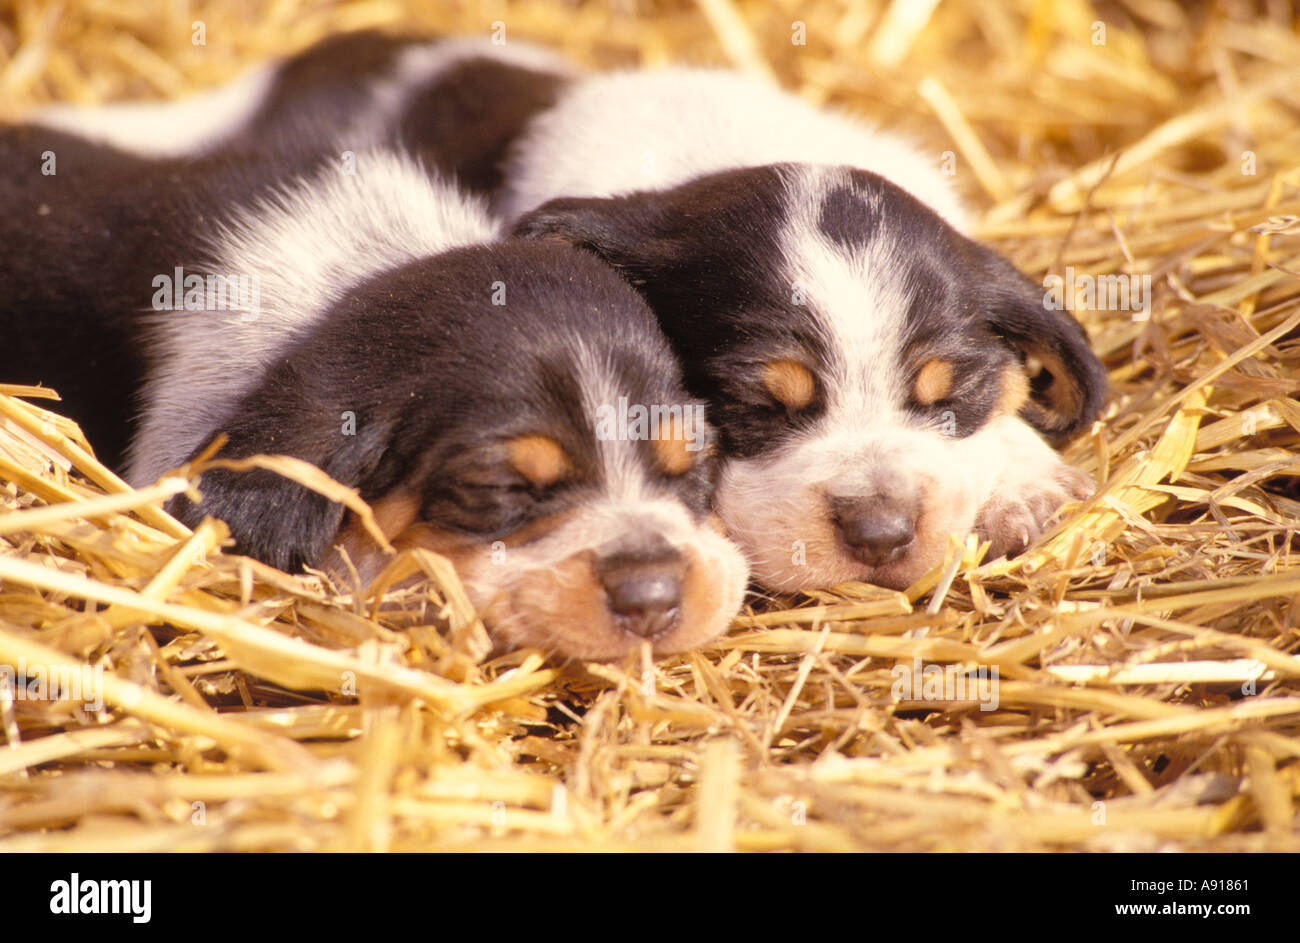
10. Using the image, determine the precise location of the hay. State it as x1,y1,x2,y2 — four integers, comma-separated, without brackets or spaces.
1,0,1299,851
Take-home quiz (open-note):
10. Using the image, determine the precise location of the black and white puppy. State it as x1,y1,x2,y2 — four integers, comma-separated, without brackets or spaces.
0,128,747,660
31,33,1108,593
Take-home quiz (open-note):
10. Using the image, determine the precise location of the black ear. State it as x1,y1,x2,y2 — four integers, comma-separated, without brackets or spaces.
169,467,346,573
981,254,1109,445
511,194,669,271
167,394,395,574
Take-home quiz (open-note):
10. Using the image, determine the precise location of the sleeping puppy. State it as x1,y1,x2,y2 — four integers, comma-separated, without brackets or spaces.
495,69,1110,592
0,128,747,660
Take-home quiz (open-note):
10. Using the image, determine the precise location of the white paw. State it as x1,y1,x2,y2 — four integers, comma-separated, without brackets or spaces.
976,458,1093,559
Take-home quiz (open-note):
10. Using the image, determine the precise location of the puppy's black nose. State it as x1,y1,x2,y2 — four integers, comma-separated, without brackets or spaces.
831,495,916,567
599,553,684,639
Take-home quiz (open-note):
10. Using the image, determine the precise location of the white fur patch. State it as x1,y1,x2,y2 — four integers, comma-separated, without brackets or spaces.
31,65,278,157
127,150,500,485
500,67,967,228
572,341,653,505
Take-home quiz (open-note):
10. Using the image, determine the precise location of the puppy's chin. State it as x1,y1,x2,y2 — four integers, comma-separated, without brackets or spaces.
714,446,981,593
327,494,749,662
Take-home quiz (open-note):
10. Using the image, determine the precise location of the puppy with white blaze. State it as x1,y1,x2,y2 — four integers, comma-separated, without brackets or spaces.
0,127,747,660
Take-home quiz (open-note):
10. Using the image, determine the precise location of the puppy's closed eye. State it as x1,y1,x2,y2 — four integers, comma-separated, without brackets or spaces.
435,465,549,534
453,470,532,493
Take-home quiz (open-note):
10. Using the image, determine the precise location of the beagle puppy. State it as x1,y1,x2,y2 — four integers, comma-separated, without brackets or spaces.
0,126,747,660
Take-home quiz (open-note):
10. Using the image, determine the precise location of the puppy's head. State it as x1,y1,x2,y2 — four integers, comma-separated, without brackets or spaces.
172,241,747,660
514,164,1107,591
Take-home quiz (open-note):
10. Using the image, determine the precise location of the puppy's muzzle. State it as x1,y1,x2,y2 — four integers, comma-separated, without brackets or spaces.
597,543,685,641
831,494,918,567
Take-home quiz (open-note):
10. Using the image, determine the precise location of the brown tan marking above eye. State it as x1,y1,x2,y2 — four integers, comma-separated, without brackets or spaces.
651,415,696,476
505,434,572,487
913,359,954,405
761,359,816,410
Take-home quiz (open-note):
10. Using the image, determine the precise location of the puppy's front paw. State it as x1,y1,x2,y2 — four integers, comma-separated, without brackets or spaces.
976,459,1093,559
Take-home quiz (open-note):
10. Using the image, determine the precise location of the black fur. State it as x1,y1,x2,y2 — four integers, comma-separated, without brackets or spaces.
47,31,572,200
0,126,335,468
258,32,571,197
396,57,569,198
516,166,829,458
251,29,418,131
225,31,571,196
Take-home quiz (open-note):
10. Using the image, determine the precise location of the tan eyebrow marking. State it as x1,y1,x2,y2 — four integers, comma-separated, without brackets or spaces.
914,359,954,405
651,416,696,476
761,360,816,410
505,435,572,487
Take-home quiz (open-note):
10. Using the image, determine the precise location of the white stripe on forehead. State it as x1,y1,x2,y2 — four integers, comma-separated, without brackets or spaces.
572,340,652,503
570,343,712,543
780,166,912,428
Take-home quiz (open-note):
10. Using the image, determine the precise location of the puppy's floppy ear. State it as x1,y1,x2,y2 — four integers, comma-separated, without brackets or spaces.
512,194,669,271
168,405,395,574
980,251,1108,445
169,468,345,574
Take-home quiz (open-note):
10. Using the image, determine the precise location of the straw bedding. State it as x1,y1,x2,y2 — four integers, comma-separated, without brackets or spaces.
1,0,1298,852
